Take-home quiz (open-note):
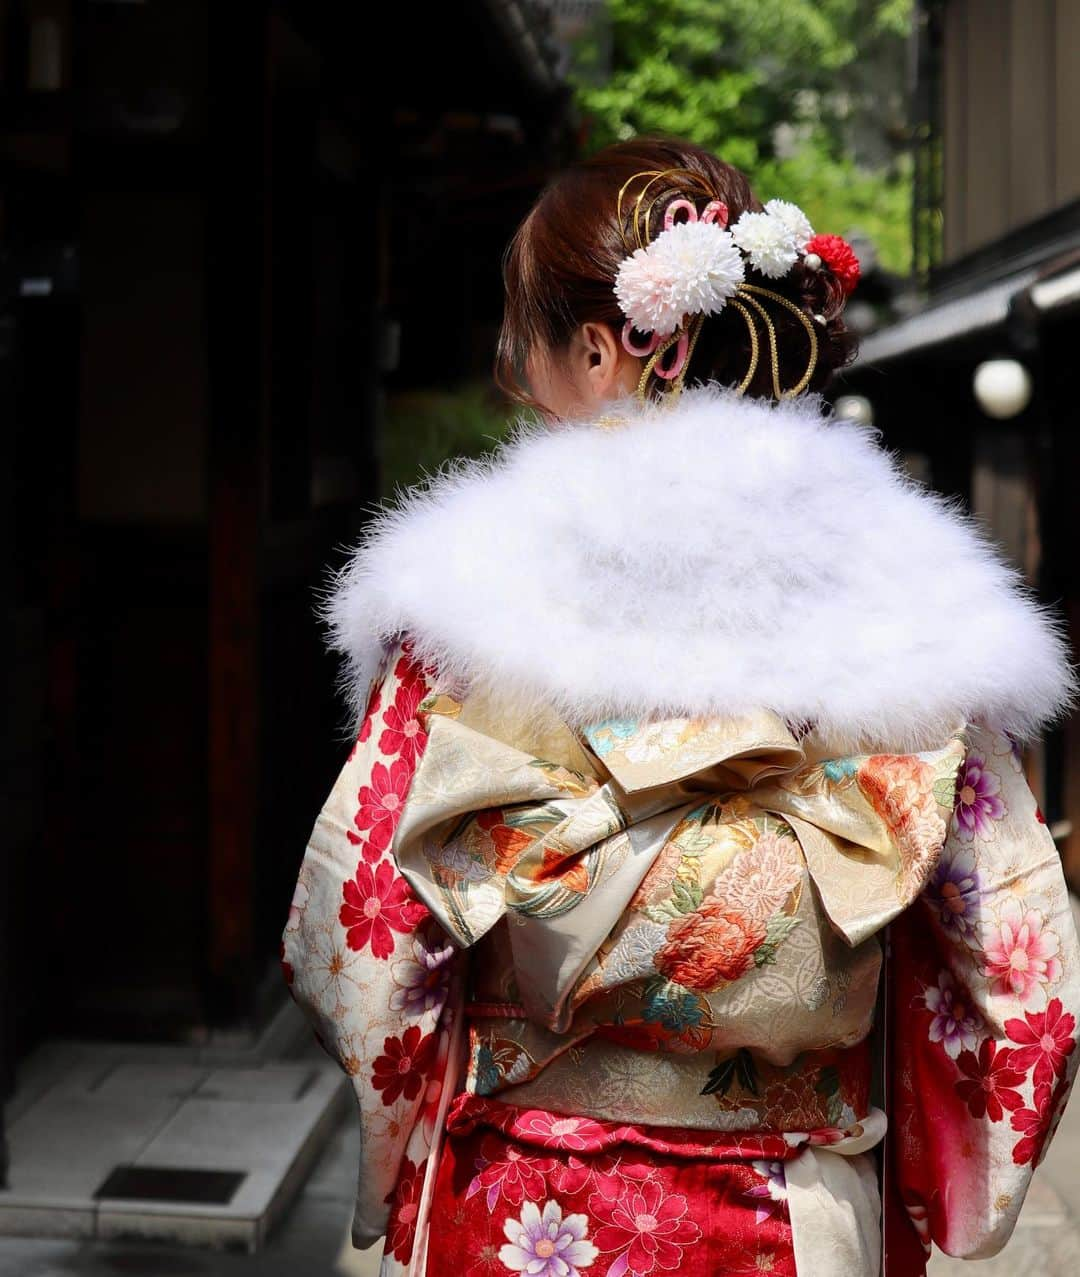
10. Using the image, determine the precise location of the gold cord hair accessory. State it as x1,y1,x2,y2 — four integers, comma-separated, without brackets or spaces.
611,168,850,405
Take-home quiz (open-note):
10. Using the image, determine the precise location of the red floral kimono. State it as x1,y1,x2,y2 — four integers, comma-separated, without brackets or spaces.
280,632,1080,1277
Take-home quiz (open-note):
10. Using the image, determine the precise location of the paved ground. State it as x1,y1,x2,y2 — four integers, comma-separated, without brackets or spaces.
0,1109,381,1277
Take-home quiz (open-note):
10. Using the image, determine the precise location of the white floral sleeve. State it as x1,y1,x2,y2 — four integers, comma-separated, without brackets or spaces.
887,717,1080,1263
279,634,461,1257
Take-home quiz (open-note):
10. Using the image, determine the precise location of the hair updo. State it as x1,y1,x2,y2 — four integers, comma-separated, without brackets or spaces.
494,134,858,416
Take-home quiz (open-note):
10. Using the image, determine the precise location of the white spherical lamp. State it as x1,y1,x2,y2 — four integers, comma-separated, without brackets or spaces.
973,359,1032,419
833,394,874,428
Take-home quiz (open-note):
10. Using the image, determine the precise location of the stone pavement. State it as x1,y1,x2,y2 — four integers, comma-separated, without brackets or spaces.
0,1104,379,1277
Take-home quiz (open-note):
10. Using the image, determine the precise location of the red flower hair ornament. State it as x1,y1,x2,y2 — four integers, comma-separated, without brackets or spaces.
804,233,861,295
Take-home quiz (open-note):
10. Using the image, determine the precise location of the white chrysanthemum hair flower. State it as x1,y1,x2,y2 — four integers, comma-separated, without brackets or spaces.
763,198,814,248
613,220,745,337
729,209,801,278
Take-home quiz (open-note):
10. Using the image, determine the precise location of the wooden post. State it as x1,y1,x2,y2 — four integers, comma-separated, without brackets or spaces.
204,7,268,1023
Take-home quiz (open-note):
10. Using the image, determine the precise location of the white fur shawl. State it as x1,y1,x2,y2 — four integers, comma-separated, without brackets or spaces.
316,381,1080,755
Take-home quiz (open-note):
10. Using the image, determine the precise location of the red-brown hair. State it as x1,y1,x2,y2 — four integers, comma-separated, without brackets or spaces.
494,134,858,417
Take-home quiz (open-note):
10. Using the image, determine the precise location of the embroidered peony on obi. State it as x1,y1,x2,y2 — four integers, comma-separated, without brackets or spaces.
389,679,968,1138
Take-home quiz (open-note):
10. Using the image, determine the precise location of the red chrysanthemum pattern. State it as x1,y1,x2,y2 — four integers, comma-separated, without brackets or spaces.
340,858,429,959
954,1039,1026,1122
371,1024,437,1106
383,1154,426,1263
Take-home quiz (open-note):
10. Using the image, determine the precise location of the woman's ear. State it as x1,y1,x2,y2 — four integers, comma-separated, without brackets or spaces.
577,321,640,404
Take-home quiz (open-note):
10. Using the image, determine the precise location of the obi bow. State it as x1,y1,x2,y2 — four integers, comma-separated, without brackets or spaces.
390,695,968,1035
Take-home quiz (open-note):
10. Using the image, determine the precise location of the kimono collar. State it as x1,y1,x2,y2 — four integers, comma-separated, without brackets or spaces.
319,380,1079,756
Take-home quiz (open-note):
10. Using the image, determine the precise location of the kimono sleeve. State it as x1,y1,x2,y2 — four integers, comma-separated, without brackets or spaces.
279,633,461,1251
887,717,1080,1262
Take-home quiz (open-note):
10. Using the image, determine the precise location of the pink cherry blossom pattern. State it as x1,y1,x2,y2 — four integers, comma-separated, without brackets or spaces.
984,898,1062,1004
340,858,429,959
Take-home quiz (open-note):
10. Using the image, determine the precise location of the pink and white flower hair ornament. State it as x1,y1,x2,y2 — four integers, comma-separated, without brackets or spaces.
610,168,854,403
613,194,818,338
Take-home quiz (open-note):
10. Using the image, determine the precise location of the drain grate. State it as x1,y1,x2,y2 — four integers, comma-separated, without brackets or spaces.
93,1165,247,1205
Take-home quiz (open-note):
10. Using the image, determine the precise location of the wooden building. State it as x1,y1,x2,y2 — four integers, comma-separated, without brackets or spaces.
1,0,577,1148
840,0,1080,879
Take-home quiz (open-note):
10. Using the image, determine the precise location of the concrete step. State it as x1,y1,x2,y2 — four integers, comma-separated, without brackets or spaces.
0,999,348,1254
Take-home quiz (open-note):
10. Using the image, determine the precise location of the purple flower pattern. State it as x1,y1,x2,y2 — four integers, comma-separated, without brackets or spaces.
925,970,984,1058
746,1159,787,1224
389,928,454,1016
951,752,1006,842
925,847,984,939
498,1199,598,1276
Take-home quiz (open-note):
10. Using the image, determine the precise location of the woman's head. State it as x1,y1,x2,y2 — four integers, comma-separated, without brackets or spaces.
495,134,858,422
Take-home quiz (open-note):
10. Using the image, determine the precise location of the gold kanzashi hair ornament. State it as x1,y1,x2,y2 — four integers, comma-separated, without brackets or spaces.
611,167,859,404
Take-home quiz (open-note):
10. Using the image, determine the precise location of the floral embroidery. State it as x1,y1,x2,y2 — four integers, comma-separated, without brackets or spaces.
641,981,708,1034
654,901,765,991
353,755,418,855
1010,1083,1056,1167
746,1159,787,1223
339,858,429,959
379,673,429,768
1005,997,1076,1087
589,1179,703,1275
924,846,983,939
477,808,536,876
384,1155,426,1263
389,928,455,1015
984,898,1062,1004
925,969,984,1058
712,831,802,928
467,1135,557,1211
498,1200,598,1276
951,752,1006,841
954,1040,1025,1121
622,720,688,764
371,1024,436,1105
856,752,946,890
517,1112,610,1151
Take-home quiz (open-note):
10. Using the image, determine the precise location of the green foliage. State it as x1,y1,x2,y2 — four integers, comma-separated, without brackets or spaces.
379,379,519,498
569,0,914,274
